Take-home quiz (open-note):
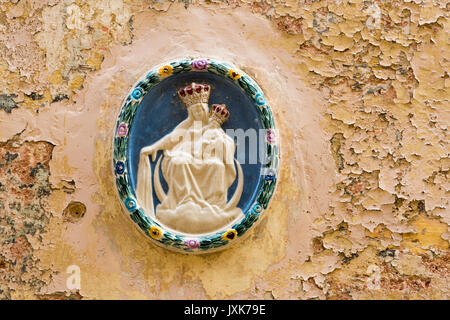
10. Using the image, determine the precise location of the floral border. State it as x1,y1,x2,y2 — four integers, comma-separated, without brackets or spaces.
113,58,279,253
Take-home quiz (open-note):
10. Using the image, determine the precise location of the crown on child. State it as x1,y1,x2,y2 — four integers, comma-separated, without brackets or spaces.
210,104,230,125
178,82,210,107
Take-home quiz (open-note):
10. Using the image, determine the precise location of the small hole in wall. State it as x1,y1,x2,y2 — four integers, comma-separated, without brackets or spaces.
63,201,86,223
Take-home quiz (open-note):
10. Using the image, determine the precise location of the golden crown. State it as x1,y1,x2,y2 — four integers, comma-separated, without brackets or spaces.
178,82,211,107
210,104,230,125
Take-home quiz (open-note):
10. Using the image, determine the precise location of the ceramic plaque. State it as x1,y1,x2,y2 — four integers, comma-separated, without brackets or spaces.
113,58,279,253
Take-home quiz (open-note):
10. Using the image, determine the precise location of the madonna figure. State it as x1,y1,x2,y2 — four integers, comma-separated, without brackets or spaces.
136,82,243,234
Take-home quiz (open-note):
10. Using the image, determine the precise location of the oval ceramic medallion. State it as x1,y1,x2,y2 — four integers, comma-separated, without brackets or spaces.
113,58,279,253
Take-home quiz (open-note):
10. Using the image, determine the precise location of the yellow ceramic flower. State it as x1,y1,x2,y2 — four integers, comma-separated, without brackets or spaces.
228,69,241,80
158,65,173,77
149,226,163,240
222,229,238,241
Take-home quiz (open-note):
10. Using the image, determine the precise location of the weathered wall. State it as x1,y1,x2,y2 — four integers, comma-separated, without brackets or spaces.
0,0,448,299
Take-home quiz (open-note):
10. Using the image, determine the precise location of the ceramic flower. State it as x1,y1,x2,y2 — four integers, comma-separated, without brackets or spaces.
222,229,238,241
185,239,200,249
115,161,125,174
149,226,163,240
192,59,209,70
131,87,143,100
124,197,136,212
250,203,262,215
158,65,173,77
266,129,276,143
117,123,128,137
228,69,241,80
264,168,275,181
255,93,266,106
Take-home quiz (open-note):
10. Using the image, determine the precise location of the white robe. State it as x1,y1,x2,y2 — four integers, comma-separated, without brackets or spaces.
136,123,243,234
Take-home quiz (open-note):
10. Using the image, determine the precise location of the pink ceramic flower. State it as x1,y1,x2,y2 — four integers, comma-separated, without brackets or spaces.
266,129,276,143
117,123,128,137
192,59,208,70
185,239,200,249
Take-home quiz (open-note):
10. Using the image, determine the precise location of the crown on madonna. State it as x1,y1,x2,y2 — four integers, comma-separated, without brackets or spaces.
178,82,210,107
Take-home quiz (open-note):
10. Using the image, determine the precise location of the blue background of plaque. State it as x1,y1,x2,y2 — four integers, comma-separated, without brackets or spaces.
128,72,264,215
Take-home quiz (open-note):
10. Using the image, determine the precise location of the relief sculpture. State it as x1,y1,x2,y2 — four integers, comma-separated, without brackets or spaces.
113,59,278,253
136,83,243,234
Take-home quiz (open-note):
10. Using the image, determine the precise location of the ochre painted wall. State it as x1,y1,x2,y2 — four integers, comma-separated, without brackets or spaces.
0,0,448,299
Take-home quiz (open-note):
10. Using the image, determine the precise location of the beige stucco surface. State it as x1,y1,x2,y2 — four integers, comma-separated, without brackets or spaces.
0,0,448,299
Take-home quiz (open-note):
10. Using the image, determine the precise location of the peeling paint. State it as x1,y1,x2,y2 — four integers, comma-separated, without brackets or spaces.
0,93,18,113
